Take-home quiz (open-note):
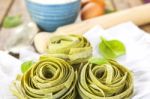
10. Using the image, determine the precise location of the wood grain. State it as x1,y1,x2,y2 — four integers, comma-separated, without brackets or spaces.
6,0,31,22
0,0,14,26
141,24,150,33
128,0,143,7
0,0,31,50
113,0,130,10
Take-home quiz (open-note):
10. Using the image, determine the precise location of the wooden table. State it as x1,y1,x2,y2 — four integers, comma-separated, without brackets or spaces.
0,0,150,50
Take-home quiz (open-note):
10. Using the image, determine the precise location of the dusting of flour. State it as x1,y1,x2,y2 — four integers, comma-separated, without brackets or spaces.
29,0,78,4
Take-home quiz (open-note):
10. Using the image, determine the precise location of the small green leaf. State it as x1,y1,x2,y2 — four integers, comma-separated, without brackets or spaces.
89,57,108,65
105,9,116,14
21,61,35,73
108,40,126,57
3,15,22,28
99,37,126,59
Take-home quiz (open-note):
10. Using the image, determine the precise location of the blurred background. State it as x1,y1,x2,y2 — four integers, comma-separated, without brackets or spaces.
0,0,150,51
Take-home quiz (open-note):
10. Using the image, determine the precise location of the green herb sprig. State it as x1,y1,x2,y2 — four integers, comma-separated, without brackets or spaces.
21,60,35,73
89,36,126,65
3,15,22,28
99,37,126,58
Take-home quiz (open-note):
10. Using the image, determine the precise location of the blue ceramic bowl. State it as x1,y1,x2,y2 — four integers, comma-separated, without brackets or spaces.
25,0,81,32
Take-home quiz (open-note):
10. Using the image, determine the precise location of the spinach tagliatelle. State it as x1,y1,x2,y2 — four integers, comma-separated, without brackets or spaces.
10,33,134,99
46,34,92,64
11,56,77,99
77,59,133,99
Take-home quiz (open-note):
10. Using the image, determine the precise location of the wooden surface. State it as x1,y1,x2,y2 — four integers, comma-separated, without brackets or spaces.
0,0,31,49
0,0,150,50
0,0,13,25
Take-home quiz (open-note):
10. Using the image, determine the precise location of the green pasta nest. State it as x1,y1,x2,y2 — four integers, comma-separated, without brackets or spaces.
46,34,92,64
11,34,134,99
77,59,133,99
11,56,77,99
11,57,133,99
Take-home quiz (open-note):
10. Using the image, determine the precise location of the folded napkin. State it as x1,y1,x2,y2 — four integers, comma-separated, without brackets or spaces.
1,22,150,98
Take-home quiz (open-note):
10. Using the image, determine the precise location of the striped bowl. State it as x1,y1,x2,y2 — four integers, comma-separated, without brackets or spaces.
25,0,81,32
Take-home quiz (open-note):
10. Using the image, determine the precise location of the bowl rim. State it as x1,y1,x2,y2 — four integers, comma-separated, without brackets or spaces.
26,0,81,6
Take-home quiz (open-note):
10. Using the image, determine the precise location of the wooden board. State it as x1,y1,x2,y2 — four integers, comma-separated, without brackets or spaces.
113,0,130,10
128,0,143,7
0,0,14,26
0,0,31,50
6,0,31,22
141,24,150,32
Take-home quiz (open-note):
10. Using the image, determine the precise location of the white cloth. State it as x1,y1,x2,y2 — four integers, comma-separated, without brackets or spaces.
0,51,21,99
0,22,150,98
84,22,150,99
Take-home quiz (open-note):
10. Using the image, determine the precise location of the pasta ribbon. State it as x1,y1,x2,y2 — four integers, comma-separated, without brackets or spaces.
47,34,92,64
11,56,77,99
77,59,133,99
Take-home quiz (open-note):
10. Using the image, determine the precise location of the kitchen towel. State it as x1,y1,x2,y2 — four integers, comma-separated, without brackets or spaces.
1,22,150,98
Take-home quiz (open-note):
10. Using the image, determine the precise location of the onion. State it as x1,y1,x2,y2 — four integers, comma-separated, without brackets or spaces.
81,2,104,20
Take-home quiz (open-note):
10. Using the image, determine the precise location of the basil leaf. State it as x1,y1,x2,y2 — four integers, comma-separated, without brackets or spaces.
99,37,126,58
108,40,126,57
105,9,115,14
21,61,35,73
3,15,22,28
89,57,108,65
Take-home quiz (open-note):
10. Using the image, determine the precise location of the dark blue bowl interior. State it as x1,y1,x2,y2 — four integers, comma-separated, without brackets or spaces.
25,0,81,32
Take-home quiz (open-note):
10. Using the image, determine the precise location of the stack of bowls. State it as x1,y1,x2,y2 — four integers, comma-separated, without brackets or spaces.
25,0,81,32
